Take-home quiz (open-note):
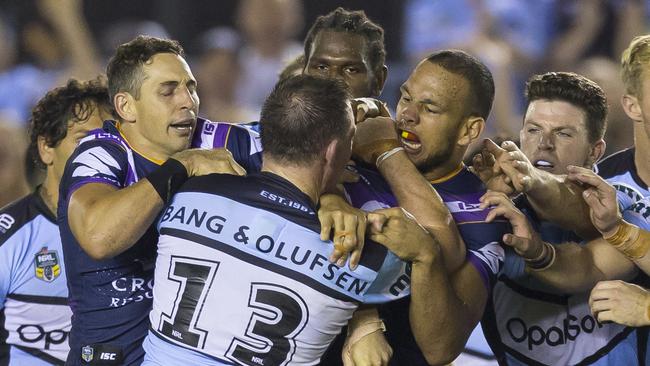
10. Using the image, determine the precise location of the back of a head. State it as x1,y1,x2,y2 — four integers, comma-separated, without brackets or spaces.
304,7,386,74
621,35,650,97
28,77,114,169
106,35,184,102
260,75,350,165
526,72,608,143
425,50,494,120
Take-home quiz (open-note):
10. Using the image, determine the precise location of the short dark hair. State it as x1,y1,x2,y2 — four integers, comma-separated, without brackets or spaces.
28,77,114,169
304,7,386,74
106,35,184,102
260,75,351,165
525,72,608,143
425,50,495,120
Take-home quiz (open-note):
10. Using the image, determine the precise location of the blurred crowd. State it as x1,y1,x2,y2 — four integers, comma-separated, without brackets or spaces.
0,0,649,207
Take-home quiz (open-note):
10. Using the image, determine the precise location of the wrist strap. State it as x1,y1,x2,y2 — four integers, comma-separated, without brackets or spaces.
376,147,405,168
146,158,188,203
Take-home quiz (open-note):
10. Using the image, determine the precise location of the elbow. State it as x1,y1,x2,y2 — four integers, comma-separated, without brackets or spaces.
78,235,115,261
420,338,465,366
423,351,459,366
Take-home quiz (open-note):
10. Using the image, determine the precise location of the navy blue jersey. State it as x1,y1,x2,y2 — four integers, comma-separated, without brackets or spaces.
191,119,262,174
483,195,642,366
142,172,409,365
343,164,510,366
58,121,160,365
0,192,71,365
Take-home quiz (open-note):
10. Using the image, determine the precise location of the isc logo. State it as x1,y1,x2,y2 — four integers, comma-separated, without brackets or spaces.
0,213,15,232
100,352,117,360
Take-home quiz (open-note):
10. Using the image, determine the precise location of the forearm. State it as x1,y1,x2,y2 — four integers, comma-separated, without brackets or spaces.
526,242,605,293
526,173,597,238
378,152,465,272
69,180,163,260
409,259,478,365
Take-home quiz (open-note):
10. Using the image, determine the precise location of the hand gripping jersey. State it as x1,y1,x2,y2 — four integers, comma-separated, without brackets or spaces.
58,121,161,365
142,172,409,365
342,164,510,366
0,192,71,365
483,195,645,366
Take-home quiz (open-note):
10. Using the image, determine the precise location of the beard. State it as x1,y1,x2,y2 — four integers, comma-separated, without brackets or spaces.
414,139,456,175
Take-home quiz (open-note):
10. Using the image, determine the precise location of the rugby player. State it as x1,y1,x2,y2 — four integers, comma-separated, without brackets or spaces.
473,72,646,365
57,37,245,365
0,78,110,365
142,75,439,365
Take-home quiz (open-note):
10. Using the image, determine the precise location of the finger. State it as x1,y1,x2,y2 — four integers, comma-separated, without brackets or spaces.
501,140,519,152
589,298,613,314
349,214,367,270
483,138,505,157
502,233,531,250
367,213,388,232
595,309,615,324
337,252,349,267
582,188,606,210
342,213,360,253
356,104,369,123
372,207,405,220
228,159,247,176
566,166,609,189
319,213,334,241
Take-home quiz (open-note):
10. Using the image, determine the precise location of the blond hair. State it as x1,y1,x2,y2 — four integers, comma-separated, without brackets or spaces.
621,35,650,96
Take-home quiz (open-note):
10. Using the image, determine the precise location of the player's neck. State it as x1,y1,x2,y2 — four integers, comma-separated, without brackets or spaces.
39,170,59,215
634,123,650,187
262,158,321,205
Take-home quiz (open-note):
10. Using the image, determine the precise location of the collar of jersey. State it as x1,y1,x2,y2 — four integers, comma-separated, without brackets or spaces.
115,121,165,165
429,163,464,184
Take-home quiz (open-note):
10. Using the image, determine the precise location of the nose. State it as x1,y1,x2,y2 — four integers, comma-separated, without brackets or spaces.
178,85,198,112
398,103,418,126
538,132,554,150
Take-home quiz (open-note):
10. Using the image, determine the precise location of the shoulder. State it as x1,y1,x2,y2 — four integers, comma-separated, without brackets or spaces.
0,193,43,248
596,148,635,179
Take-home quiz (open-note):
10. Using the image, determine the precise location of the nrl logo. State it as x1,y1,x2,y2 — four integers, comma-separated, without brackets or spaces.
34,247,60,282
81,345,94,363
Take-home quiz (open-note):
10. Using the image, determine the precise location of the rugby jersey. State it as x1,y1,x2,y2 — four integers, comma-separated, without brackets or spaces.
58,121,161,366
142,172,409,365
0,192,71,365
343,163,510,366
483,196,641,366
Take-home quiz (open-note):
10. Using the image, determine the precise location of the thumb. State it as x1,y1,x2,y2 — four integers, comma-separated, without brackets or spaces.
503,233,531,252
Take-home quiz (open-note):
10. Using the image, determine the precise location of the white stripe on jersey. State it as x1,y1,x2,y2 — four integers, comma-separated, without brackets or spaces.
71,146,120,178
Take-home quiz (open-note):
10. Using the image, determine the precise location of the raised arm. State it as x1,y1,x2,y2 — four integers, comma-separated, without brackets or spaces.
353,116,466,272
481,139,598,238
481,190,637,294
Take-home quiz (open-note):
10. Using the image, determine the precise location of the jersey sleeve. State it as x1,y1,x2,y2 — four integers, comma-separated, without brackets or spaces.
0,239,12,307
61,137,129,200
0,206,25,307
460,220,509,291
192,119,263,173
358,242,410,304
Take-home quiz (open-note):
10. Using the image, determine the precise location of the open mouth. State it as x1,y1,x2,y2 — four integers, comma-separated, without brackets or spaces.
533,159,555,171
399,129,422,151
169,118,194,134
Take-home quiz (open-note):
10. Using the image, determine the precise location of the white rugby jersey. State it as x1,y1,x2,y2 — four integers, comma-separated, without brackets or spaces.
0,192,71,365
143,172,409,366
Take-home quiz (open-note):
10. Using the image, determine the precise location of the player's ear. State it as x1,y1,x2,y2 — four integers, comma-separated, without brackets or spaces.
37,135,54,166
114,92,137,123
458,116,485,146
622,93,643,123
